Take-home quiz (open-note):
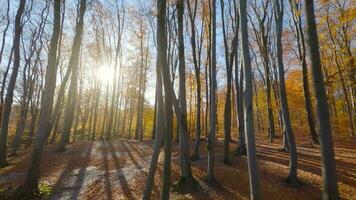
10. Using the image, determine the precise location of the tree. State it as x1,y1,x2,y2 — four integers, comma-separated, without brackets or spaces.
220,0,238,164
156,0,173,198
22,0,61,194
0,0,26,167
250,0,276,142
58,0,87,152
107,2,125,140
288,0,319,144
10,2,49,156
303,0,340,199
175,0,195,191
142,29,164,200
206,0,217,184
240,0,260,198
274,0,299,185
187,0,202,161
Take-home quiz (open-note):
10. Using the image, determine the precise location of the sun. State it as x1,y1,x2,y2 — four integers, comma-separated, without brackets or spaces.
97,66,115,83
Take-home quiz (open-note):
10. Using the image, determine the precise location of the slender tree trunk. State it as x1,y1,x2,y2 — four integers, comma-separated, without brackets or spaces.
304,1,339,199
0,0,26,167
240,0,260,198
58,0,87,152
156,0,173,198
142,47,164,200
23,0,61,193
135,24,145,141
91,82,101,141
10,101,29,156
274,0,299,185
0,0,11,126
47,66,71,137
187,0,201,161
151,89,158,140
207,0,217,184
175,0,194,190
101,84,110,139
326,15,355,137
289,0,319,144
237,63,246,155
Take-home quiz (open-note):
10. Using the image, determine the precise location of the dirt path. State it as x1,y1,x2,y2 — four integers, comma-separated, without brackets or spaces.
0,137,355,199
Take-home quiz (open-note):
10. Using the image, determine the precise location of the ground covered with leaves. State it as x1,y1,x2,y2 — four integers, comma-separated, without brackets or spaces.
0,136,355,199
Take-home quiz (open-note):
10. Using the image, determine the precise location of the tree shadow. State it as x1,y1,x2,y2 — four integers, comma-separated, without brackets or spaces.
124,140,162,197
108,140,134,199
101,141,113,200
256,144,356,187
49,142,93,199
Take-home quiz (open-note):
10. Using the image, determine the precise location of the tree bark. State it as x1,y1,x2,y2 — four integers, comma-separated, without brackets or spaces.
175,0,194,190
0,0,26,167
58,0,87,152
274,0,299,185
304,0,340,199
23,0,61,193
207,0,217,184
240,0,260,198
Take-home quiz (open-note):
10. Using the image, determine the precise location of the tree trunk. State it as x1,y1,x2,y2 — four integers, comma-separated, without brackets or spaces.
207,0,217,184
175,0,194,190
187,0,201,161
289,0,319,144
274,0,299,185
91,82,101,141
240,0,260,198
326,14,355,137
142,46,164,200
304,1,340,199
23,0,61,193
157,0,173,198
58,0,87,152
0,0,26,167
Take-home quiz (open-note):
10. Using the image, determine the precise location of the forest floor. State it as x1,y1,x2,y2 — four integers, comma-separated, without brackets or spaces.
0,136,355,200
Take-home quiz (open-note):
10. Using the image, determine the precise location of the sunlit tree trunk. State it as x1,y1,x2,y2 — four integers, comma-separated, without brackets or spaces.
274,0,299,185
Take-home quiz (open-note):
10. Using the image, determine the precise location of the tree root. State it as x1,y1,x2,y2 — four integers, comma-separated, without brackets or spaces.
173,176,200,193
205,175,218,187
233,146,247,156
283,176,302,188
280,146,289,153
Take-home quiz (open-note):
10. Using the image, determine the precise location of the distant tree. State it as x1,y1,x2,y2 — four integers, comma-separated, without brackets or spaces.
288,0,319,145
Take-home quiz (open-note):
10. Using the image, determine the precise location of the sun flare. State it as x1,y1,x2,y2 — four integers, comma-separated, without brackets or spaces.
97,66,115,83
